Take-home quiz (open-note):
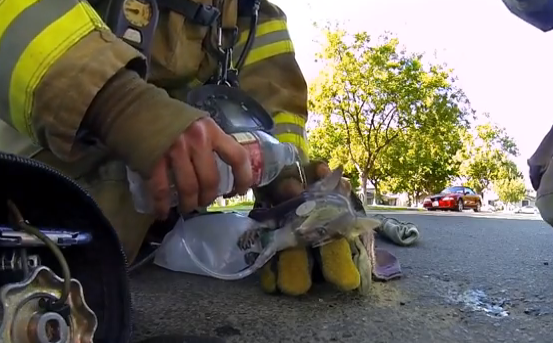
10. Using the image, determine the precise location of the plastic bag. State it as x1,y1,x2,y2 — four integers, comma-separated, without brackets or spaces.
153,212,262,277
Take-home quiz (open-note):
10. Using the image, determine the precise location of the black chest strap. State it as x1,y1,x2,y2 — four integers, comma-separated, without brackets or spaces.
155,0,255,26
156,0,221,26
91,0,255,27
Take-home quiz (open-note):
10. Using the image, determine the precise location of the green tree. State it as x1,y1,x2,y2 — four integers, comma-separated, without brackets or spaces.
459,120,522,195
494,178,527,205
308,119,360,189
308,28,471,204
380,126,465,204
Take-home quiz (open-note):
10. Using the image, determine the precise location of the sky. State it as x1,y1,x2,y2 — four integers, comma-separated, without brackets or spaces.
271,0,553,188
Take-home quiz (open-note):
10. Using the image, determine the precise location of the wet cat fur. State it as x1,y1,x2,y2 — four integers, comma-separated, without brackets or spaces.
237,167,376,251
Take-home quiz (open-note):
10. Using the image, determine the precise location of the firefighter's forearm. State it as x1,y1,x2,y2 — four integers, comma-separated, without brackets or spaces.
84,68,207,178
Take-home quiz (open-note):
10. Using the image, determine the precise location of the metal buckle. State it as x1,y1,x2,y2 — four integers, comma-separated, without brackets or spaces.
296,161,307,188
222,27,238,47
193,4,220,26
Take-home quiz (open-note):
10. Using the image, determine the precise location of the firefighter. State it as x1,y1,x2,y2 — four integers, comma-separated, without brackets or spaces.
501,0,553,226
0,0,364,313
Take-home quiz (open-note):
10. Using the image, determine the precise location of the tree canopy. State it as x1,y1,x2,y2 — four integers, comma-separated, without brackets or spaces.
308,29,472,203
494,178,527,205
458,119,522,195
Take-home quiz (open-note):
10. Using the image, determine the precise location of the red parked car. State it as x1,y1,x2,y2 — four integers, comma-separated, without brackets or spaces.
423,186,482,212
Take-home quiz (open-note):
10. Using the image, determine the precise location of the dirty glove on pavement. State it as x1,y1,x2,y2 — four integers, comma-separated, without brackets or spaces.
372,214,420,247
253,160,377,296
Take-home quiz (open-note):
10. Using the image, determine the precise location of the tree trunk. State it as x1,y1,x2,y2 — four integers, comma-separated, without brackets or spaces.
361,174,368,206
480,181,489,197
373,180,379,205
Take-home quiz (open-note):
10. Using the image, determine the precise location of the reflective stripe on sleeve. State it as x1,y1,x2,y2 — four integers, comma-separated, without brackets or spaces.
187,78,204,88
273,111,306,127
272,112,308,160
0,0,107,140
233,19,294,68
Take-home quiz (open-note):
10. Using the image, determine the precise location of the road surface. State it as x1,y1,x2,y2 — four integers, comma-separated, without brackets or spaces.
129,210,553,343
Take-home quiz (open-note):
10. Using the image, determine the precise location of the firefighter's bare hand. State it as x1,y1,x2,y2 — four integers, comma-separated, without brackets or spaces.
147,117,252,219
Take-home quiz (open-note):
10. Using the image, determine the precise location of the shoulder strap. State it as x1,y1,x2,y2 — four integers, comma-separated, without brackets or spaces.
93,0,221,26
156,0,221,26
237,0,255,17
221,0,237,29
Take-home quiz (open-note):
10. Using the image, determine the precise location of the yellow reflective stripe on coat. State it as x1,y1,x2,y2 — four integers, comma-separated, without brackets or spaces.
273,112,306,127
272,112,309,160
0,0,107,140
187,78,204,89
233,19,294,68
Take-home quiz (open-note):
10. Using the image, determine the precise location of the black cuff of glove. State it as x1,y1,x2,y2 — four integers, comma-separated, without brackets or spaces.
254,165,303,206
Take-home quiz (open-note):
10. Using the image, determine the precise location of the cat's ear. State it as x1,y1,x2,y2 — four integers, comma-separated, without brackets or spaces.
310,166,344,192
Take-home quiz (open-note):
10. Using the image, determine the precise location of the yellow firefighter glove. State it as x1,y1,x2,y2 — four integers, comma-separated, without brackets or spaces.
253,161,363,296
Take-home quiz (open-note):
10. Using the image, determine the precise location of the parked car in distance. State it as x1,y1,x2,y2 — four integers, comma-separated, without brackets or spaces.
423,186,482,212
515,205,539,215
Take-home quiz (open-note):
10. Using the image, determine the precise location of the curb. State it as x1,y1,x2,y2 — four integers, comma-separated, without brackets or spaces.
365,206,425,212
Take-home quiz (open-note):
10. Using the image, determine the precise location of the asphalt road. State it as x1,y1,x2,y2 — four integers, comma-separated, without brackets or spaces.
129,210,553,343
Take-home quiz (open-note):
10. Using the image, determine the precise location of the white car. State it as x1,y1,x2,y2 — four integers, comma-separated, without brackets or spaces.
515,205,539,215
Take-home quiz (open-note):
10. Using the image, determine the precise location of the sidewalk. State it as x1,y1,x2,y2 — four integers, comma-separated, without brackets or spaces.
365,205,424,212
208,203,425,212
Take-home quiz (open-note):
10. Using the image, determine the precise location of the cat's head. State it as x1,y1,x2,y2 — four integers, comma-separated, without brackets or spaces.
307,166,351,197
